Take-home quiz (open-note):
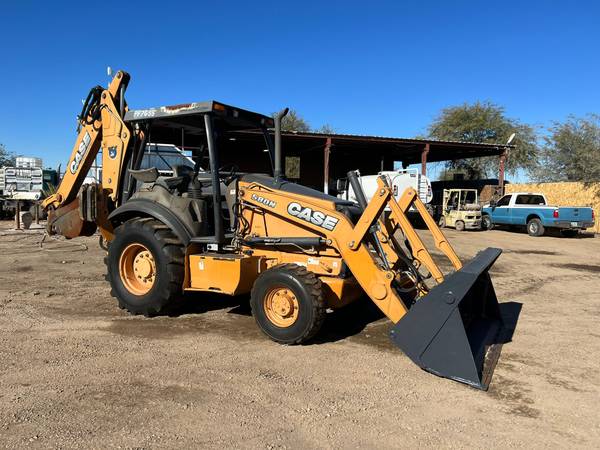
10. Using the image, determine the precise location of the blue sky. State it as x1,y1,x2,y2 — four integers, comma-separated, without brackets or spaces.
1,0,598,181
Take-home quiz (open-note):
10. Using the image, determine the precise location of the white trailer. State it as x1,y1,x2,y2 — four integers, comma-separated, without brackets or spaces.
338,168,433,208
0,167,44,199
0,158,47,221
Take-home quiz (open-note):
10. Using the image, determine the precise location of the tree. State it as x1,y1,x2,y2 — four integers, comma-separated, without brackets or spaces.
427,101,539,179
276,109,311,132
314,123,336,134
274,110,337,134
0,143,16,167
532,114,600,182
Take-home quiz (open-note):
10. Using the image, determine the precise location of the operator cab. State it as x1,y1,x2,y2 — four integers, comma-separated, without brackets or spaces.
124,101,277,247
123,101,352,248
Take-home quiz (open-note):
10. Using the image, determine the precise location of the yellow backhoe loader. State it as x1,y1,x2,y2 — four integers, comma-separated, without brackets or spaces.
43,70,513,390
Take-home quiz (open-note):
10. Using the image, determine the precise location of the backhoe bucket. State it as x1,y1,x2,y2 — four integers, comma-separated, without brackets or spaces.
390,247,504,390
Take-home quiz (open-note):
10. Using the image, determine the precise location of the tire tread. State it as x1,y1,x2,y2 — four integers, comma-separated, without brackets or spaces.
250,263,326,345
106,218,185,316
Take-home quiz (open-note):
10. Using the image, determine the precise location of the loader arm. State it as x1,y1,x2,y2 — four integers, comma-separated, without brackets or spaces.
42,71,132,239
240,177,461,324
241,177,505,389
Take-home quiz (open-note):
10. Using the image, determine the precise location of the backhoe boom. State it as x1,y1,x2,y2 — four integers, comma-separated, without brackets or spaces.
42,71,132,239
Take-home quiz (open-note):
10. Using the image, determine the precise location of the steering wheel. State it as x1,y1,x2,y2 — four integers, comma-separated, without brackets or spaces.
218,163,240,185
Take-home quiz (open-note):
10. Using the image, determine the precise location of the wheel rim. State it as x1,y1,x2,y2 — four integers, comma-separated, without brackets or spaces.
119,243,156,295
530,222,538,233
264,287,299,328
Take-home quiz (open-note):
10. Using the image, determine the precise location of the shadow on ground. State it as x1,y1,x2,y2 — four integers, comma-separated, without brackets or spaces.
153,290,522,350
169,292,252,317
491,226,596,239
316,298,385,344
499,301,522,344
168,292,385,345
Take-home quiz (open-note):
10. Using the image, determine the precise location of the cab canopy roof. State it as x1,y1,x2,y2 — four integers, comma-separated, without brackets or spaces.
124,101,274,130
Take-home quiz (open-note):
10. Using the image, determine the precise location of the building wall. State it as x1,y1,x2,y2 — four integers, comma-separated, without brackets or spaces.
506,182,600,232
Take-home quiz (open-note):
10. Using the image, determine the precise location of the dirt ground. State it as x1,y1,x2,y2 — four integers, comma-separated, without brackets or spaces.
0,222,598,449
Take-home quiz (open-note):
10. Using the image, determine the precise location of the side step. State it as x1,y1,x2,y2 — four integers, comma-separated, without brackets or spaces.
390,247,505,390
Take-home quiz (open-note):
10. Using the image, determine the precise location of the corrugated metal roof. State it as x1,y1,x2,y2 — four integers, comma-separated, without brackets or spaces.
278,130,514,148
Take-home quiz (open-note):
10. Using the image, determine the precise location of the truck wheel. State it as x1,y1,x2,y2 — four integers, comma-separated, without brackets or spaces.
251,264,325,345
455,220,465,231
105,218,185,316
438,216,446,228
482,215,493,231
527,218,545,237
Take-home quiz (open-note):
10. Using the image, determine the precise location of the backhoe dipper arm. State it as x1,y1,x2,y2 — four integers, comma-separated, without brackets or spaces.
42,71,131,211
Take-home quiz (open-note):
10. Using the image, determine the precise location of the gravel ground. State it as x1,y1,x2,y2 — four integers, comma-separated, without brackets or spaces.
0,222,598,449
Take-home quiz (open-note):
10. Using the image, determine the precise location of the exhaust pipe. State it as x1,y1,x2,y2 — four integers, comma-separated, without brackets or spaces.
347,170,368,210
273,108,289,182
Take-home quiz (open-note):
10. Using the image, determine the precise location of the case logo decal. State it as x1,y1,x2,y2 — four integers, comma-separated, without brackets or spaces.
70,131,91,174
287,202,339,231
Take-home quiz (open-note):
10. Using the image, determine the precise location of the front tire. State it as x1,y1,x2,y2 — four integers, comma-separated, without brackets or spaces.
106,218,185,316
438,216,446,228
455,220,465,231
527,218,545,237
482,215,493,231
250,264,326,344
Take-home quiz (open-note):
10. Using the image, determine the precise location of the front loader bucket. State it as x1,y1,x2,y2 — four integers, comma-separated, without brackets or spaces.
390,247,505,390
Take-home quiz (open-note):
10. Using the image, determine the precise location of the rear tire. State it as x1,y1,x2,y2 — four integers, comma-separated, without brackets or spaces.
455,220,465,231
106,218,185,316
251,264,325,344
527,218,545,237
482,214,493,231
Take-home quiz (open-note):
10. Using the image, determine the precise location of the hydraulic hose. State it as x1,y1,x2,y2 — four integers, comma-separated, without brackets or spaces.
78,85,104,126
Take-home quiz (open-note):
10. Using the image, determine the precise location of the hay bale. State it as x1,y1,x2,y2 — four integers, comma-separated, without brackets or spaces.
480,184,503,203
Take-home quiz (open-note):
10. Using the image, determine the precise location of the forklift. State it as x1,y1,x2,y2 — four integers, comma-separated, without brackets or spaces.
438,189,482,231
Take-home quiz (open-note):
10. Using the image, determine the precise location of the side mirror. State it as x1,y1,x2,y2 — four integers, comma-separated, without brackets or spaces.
489,200,497,207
